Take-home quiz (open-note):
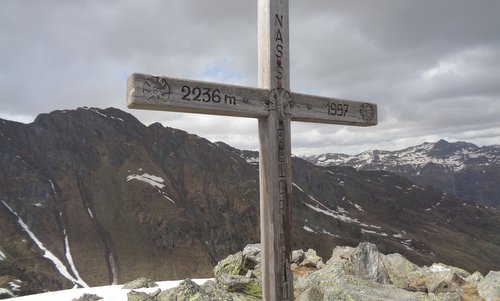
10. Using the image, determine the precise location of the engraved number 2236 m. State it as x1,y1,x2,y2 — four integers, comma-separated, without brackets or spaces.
181,85,221,103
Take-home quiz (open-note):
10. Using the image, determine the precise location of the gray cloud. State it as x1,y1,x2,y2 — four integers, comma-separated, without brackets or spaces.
1,0,499,155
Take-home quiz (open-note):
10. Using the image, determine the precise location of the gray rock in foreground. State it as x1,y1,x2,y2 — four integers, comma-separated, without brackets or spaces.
478,271,500,301
72,293,103,301
122,277,159,289
127,242,499,301
294,242,497,301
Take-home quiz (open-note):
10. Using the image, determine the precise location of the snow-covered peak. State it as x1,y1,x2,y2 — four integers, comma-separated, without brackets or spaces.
305,140,499,172
303,153,350,167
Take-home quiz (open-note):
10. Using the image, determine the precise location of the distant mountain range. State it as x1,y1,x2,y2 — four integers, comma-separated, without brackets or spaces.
1,107,499,297
304,140,500,208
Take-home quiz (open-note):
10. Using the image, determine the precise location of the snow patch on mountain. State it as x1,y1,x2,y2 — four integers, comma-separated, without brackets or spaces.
0,246,6,261
302,223,341,238
83,107,125,122
63,228,87,288
303,225,315,233
1,201,89,288
293,183,381,229
430,263,452,273
0,288,14,298
8,280,22,294
245,156,259,165
361,229,388,237
47,179,88,287
126,173,176,204
87,208,95,220
401,239,416,252
126,173,165,189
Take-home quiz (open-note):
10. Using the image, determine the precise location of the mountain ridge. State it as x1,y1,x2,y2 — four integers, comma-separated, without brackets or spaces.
1,107,499,297
304,139,500,208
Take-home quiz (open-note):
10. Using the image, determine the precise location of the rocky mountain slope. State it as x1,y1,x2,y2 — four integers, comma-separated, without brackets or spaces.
20,243,498,301
1,107,500,298
304,140,500,208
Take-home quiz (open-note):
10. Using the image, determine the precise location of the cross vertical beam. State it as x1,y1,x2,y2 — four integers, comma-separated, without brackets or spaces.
258,0,293,300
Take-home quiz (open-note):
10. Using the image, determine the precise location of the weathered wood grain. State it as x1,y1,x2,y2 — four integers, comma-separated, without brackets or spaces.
258,0,294,300
291,92,378,126
127,73,269,118
128,74,377,127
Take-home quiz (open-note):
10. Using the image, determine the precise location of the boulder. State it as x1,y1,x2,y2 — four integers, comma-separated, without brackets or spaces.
347,242,390,284
382,253,420,290
300,249,325,269
213,244,263,280
294,259,345,293
156,278,260,301
72,293,103,301
218,274,261,298
478,271,500,301
122,277,158,289
291,248,323,277
127,290,159,301
300,267,431,301
157,279,204,301
327,246,354,264
465,271,483,285
295,242,470,301
423,264,466,295
242,244,262,279
242,244,261,262
292,249,305,264
297,286,324,301
213,251,244,278
425,273,464,294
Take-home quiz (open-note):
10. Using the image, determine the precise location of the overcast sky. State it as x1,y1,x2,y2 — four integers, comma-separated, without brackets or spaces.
1,0,499,155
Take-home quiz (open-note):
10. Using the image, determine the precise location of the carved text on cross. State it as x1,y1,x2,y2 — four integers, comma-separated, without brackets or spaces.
128,74,376,126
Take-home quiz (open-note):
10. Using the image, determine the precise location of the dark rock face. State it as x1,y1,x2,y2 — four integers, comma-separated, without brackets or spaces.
304,139,500,208
0,108,259,295
1,108,500,297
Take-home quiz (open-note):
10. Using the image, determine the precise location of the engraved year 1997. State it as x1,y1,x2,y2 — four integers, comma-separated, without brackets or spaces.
327,102,349,117
181,85,237,105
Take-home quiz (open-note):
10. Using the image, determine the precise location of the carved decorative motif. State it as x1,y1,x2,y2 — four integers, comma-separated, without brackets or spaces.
360,102,376,122
269,88,292,120
142,77,171,103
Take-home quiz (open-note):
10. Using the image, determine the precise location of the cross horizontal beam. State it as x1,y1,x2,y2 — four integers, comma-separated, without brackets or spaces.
127,73,377,126
127,73,268,119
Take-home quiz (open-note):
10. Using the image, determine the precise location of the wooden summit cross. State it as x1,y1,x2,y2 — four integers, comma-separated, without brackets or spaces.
126,0,377,300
